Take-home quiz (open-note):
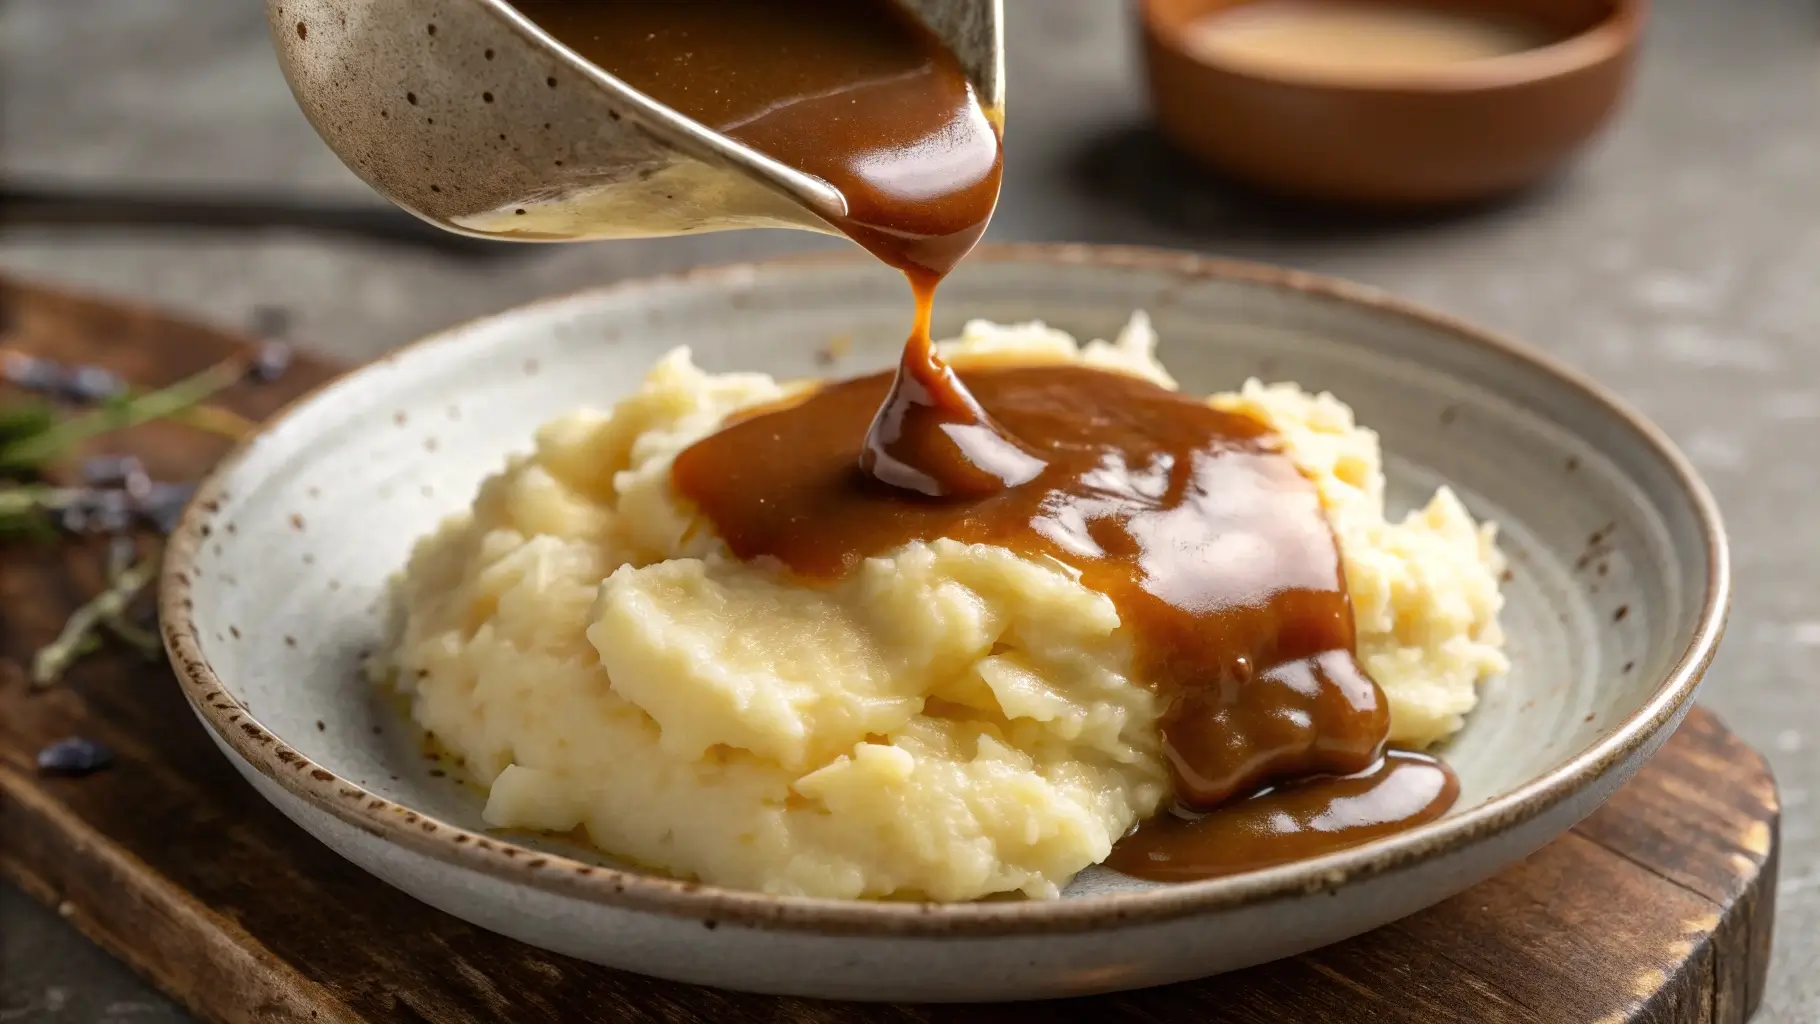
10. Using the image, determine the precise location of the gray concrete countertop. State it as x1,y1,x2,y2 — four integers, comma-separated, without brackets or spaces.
3,0,1815,1020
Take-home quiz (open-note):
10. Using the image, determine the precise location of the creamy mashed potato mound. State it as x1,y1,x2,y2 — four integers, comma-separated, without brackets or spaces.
380,315,1507,901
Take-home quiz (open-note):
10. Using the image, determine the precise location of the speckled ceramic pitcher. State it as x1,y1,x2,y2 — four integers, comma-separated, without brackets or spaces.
266,0,1004,242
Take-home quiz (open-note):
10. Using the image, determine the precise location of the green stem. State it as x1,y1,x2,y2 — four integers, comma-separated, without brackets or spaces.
31,554,159,687
0,484,81,517
0,357,244,471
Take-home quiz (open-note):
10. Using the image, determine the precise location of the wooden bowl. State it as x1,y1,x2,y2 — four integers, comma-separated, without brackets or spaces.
1138,0,1646,207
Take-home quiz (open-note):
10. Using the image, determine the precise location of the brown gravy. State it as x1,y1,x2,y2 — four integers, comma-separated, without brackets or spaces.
673,363,1393,809
1104,749,1459,881
516,0,1456,881
511,0,1002,283
513,0,1013,503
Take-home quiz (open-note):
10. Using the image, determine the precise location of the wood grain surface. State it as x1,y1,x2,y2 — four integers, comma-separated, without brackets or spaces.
0,277,1780,1023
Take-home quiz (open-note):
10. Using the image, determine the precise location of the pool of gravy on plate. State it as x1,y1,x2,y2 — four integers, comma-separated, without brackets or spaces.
516,0,1457,882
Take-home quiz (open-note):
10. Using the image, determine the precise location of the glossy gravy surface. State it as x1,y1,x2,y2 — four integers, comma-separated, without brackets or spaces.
512,0,1002,281
1105,749,1458,880
514,0,1016,510
674,363,1395,810
518,0,1456,881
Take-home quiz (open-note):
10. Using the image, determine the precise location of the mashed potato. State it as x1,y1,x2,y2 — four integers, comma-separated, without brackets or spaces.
379,315,1506,901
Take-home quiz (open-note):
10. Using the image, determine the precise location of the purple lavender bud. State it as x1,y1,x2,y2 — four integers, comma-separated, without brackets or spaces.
58,504,90,534
36,737,114,777
250,340,294,383
2,352,64,392
70,489,127,533
81,454,145,487
61,365,127,403
124,468,154,501
93,503,132,535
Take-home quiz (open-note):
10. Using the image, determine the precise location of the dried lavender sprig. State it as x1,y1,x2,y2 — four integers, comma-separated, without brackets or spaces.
3,354,252,446
31,553,158,688
99,536,162,658
82,454,144,487
0,484,68,538
2,479,196,537
250,340,294,383
0,483,84,519
0,356,246,472
67,490,131,534
62,366,128,403
1,352,63,392
3,351,128,403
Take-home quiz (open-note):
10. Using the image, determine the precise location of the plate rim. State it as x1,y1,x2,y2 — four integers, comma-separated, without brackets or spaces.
159,243,1730,937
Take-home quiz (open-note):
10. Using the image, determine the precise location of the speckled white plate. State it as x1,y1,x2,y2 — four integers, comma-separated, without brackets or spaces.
160,245,1727,1002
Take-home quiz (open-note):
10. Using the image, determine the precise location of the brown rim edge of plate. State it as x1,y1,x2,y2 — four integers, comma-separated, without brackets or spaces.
159,243,1731,938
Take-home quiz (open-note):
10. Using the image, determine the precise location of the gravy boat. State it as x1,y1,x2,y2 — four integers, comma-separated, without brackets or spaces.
267,0,1004,242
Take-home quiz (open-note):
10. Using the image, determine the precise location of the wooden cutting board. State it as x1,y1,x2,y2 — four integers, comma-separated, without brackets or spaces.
0,277,1779,1023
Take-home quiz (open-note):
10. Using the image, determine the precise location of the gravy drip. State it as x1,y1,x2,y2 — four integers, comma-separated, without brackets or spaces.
513,0,1020,497
521,0,1456,879
1104,749,1459,881
674,364,1396,809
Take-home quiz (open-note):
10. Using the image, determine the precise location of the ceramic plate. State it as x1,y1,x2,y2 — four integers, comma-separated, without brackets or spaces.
161,246,1727,1002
